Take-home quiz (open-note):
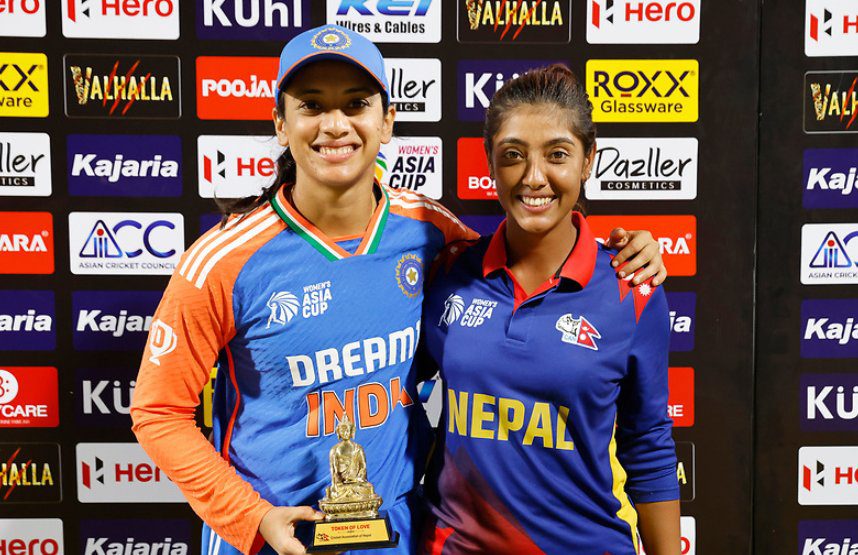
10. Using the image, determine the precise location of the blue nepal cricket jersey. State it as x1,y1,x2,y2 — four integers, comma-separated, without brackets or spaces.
420,214,679,555
133,184,476,554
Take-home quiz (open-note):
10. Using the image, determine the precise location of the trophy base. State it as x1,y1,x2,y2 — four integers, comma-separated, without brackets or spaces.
307,513,399,552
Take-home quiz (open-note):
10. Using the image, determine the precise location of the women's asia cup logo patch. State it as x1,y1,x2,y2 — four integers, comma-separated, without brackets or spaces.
396,253,423,298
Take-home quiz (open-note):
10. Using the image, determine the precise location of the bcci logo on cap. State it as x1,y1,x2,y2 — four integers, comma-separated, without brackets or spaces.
312,27,351,50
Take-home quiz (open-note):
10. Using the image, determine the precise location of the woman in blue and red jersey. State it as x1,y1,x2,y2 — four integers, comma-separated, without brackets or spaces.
421,65,681,555
131,25,669,555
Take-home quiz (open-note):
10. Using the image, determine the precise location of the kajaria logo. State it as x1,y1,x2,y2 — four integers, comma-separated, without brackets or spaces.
197,0,310,41
799,446,858,505
72,290,161,351
457,137,494,200
0,52,48,118
0,290,55,351
667,366,694,427
666,292,695,352
76,443,185,503
799,520,858,555
586,59,699,122
0,0,46,37
385,58,441,122
378,136,442,199
458,0,571,43
800,299,858,358
62,0,179,39
326,0,441,43
587,0,700,44
80,519,190,555
0,518,64,554
196,56,279,120
587,215,697,276
0,212,54,274
803,148,858,208
806,0,858,57
0,132,51,196
197,135,283,198
0,367,58,428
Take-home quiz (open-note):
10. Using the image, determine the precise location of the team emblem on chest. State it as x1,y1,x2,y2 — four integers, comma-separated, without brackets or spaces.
555,314,601,350
396,253,424,298
265,281,333,328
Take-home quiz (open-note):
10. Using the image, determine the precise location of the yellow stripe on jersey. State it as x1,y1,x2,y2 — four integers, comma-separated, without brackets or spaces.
609,425,640,554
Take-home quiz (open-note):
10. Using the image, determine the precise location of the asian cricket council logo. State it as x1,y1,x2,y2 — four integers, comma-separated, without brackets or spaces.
440,294,465,326
555,314,601,350
396,254,423,298
147,319,177,366
266,291,300,328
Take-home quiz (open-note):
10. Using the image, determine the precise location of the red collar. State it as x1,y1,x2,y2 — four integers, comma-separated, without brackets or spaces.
481,212,598,289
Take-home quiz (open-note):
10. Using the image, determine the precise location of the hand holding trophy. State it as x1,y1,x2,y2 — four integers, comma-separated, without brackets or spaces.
308,415,400,552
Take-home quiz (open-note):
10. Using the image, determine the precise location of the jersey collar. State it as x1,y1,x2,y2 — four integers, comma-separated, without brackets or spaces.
270,182,390,261
482,211,598,289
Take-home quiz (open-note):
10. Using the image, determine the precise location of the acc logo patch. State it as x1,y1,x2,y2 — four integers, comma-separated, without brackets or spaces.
439,294,465,326
555,314,601,350
266,291,300,328
396,253,423,298
311,27,351,51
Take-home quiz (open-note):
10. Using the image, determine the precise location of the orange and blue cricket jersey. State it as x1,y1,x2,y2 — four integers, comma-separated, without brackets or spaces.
420,213,678,555
131,183,477,555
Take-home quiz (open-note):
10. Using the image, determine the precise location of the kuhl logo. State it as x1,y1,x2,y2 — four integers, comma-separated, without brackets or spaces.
806,0,858,57
803,148,858,209
78,369,136,425
147,319,177,365
801,373,858,432
0,132,52,196
327,0,441,43
555,314,601,350
0,0,47,37
0,53,49,118
198,0,310,40
458,0,571,43
62,0,179,39
588,0,700,44
458,59,560,121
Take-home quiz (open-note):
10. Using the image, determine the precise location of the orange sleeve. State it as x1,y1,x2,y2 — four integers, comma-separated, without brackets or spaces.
132,210,282,554
386,186,479,245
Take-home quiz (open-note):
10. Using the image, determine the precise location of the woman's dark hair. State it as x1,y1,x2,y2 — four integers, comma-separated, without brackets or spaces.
483,63,596,161
215,87,390,227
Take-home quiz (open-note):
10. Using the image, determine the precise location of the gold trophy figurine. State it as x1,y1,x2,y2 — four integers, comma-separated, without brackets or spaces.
308,416,399,551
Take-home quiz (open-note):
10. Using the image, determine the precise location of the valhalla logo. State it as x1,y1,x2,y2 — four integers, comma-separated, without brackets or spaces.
266,291,300,328
459,0,571,43
805,71,858,133
64,54,181,119
555,314,601,350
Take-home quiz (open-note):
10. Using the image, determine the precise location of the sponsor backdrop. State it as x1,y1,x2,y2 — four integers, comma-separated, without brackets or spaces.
2,0,815,552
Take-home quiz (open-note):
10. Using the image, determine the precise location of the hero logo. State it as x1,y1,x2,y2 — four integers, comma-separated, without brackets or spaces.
803,148,858,209
69,212,184,275
198,0,309,41
327,0,441,43
198,135,282,199
801,374,858,432
147,319,177,365
799,520,858,555
458,60,559,121
799,446,858,505
0,0,47,38
0,519,64,555
801,224,858,284
377,137,443,199
0,367,58,428
385,58,441,122
806,0,858,57
62,0,179,39
0,133,52,196
588,0,700,44
77,443,185,502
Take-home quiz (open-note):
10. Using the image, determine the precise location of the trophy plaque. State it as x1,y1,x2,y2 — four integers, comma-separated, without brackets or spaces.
307,415,399,552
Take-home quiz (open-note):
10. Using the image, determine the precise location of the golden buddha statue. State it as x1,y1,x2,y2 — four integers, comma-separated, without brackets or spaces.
319,415,382,521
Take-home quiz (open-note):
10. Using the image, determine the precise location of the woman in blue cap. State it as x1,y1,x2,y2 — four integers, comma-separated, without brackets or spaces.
131,24,667,555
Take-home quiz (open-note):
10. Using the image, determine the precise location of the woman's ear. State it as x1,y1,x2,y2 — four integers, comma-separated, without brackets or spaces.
380,104,396,144
273,107,289,148
582,141,597,181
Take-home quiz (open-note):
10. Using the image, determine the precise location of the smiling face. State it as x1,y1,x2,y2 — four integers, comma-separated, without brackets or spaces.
489,104,595,236
274,60,395,191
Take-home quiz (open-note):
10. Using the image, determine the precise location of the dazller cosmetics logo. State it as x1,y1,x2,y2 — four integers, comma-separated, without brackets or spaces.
64,54,180,119
584,138,698,200
69,212,184,275
378,136,442,199
587,0,700,44
587,59,699,123
799,520,858,555
801,299,858,358
666,292,695,352
588,215,697,276
196,56,278,120
805,71,858,134
0,0,46,37
0,52,48,118
457,137,494,200
458,0,571,43
0,443,61,503
198,135,282,199
0,290,55,351
806,0,858,57
667,367,694,427
801,224,858,284
0,133,51,196
72,290,160,351
0,519,64,555
81,519,190,555
799,446,858,505
801,373,858,432
0,212,54,275
198,0,310,40
62,0,179,39
0,367,58,428
458,59,559,121
326,0,441,43
385,58,441,122
68,134,181,197
77,443,184,503
803,148,858,209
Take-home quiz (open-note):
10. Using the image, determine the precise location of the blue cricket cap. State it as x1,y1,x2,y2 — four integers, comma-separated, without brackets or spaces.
275,24,389,105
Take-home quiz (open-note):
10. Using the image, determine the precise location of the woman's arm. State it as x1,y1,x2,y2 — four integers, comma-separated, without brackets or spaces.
605,228,667,286
637,500,681,555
